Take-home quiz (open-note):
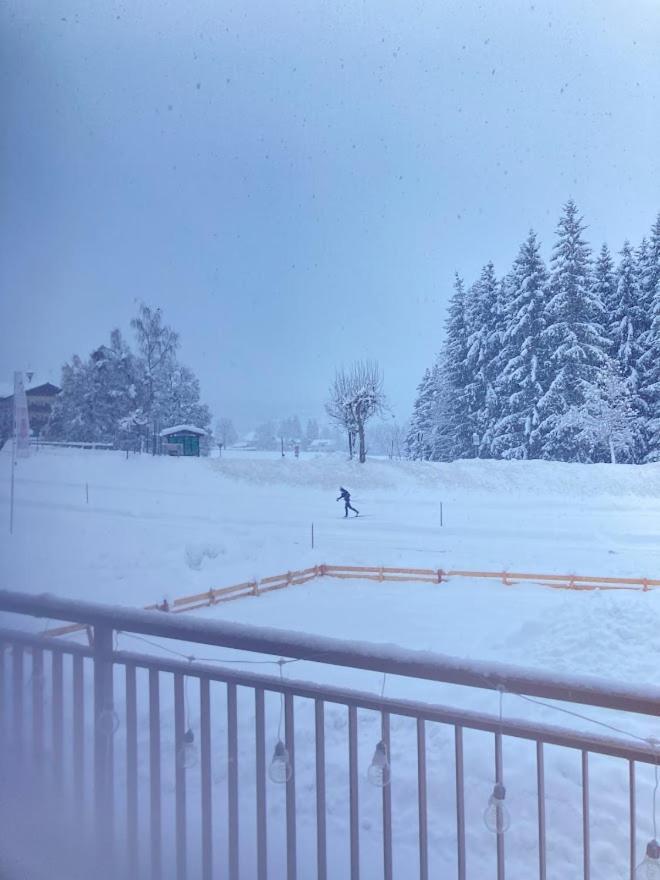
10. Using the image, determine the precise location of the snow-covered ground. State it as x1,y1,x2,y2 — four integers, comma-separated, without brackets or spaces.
3,445,660,607
2,446,660,879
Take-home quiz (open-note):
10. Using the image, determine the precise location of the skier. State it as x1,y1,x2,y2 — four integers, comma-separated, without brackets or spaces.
337,487,359,518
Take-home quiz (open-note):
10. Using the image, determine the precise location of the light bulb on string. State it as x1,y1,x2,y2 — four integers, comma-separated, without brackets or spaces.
483,782,511,834
633,741,660,878
97,707,120,737
484,686,510,834
177,727,198,769
634,840,660,879
269,739,292,784
367,740,391,788
367,674,391,787
268,659,292,784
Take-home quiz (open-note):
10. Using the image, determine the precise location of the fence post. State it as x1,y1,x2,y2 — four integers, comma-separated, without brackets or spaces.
94,623,115,869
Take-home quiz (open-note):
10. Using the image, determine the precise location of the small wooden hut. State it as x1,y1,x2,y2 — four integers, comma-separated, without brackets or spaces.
159,425,207,457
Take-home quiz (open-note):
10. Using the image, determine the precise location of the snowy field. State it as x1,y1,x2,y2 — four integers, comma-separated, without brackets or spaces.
3,445,660,608
2,446,660,879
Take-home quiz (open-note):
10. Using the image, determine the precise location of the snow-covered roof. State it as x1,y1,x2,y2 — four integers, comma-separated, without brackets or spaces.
159,424,207,437
0,373,61,399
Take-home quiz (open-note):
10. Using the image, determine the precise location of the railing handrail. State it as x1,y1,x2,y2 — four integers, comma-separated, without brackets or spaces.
0,625,655,766
2,588,660,718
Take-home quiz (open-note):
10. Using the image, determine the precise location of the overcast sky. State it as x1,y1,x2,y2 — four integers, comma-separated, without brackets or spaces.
1,0,659,429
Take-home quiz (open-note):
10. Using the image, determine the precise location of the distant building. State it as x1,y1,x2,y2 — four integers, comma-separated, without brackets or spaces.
0,380,61,437
229,440,258,451
308,438,336,452
159,425,208,457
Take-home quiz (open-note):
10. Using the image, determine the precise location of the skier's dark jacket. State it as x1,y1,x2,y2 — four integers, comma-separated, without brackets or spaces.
337,488,350,502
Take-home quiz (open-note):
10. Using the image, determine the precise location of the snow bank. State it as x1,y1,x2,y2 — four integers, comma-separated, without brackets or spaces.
211,451,660,497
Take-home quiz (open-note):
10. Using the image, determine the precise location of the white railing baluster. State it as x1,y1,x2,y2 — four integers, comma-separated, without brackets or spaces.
582,751,590,880
417,718,428,880
255,687,268,880
200,677,213,880
349,704,360,880
315,698,327,880
174,673,188,880
381,711,392,880
536,741,546,880
148,667,161,880
227,682,239,880
285,692,297,880
125,662,138,880
455,725,466,880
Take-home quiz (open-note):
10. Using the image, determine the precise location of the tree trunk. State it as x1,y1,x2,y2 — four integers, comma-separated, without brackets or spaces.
609,436,617,465
347,430,353,459
358,422,366,463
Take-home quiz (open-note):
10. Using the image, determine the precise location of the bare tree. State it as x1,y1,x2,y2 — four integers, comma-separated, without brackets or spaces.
325,361,387,463
215,417,238,449
131,305,179,423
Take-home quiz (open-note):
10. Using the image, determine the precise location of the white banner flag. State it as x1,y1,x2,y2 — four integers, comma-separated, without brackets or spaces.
13,371,30,459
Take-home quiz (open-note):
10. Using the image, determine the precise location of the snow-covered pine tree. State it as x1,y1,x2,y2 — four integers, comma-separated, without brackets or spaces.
607,241,646,460
430,355,457,461
490,230,549,459
438,274,473,459
638,216,660,460
536,200,610,461
464,262,500,457
406,366,437,460
611,242,645,380
46,356,93,441
47,331,141,443
48,311,211,446
555,361,636,464
639,216,660,318
593,244,617,343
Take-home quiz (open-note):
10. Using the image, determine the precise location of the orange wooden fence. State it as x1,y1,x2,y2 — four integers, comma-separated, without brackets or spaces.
44,563,660,638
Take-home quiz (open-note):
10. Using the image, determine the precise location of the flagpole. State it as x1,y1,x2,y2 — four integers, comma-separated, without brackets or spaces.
9,423,16,535
9,370,30,535
9,371,17,535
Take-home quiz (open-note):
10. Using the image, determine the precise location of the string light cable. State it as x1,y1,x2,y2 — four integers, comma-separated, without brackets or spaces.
268,658,293,783
367,672,391,787
112,630,660,849
483,686,511,834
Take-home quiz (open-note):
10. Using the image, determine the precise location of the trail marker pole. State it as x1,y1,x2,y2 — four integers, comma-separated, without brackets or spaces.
311,523,315,550
440,502,443,528
86,483,89,504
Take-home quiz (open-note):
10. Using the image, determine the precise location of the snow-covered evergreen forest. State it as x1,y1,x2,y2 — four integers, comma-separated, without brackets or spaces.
407,201,660,464
46,305,211,447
